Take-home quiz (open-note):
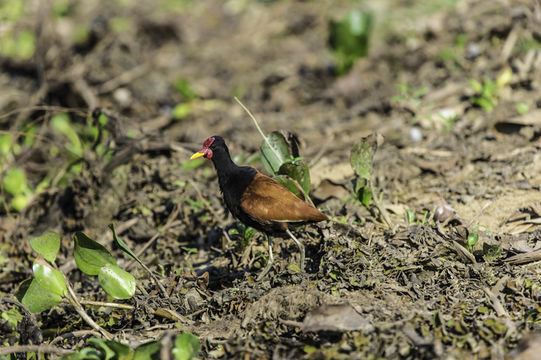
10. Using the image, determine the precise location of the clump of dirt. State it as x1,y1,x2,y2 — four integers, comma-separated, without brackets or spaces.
1,0,540,359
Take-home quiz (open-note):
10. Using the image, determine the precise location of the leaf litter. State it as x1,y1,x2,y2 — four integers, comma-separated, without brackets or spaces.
0,0,541,359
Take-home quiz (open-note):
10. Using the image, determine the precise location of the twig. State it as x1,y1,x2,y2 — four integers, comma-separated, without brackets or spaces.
0,345,72,356
483,287,509,318
65,281,113,340
466,200,493,228
98,62,152,94
49,330,102,346
78,300,134,310
234,97,282,164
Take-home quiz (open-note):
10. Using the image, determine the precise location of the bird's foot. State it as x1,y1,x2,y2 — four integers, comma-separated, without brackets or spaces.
257,260,273,281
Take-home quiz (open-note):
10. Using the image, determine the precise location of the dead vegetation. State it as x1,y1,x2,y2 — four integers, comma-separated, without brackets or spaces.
1,0,540,358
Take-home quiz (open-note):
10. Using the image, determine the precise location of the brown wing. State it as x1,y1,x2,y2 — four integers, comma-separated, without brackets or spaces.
240,173,328,222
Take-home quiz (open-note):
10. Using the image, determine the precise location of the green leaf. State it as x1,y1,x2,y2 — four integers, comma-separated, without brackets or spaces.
33,259,67,296
0,133,12,156
470,79,483,93
329,10,372,74
30,232,61,263
466,231,478,252
105,340,132,359
173,333,200,360
2,167,27,195
88,338,116,360
134,341,160,360
173,78,197,100
359,186,372,208
1,307,23,329
51,113,83,157
11,193,29,211
274,175,303,198
350,141,373,181
98,263,136,299
109,224,138,261
406,209,416,225
260,132,292,175
278,162,311,195
172,103,192,119
74,232,117,275
17,279,63,313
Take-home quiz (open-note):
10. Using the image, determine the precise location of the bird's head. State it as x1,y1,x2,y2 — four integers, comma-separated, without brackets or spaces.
190,136,226,160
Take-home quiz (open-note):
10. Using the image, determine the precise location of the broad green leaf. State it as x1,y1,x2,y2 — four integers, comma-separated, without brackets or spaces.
33,259,67,296
466,232,479,248
2,167,26,195
11,193,29,211
134,341,160,360
274,175,302,198
17,279,63,313
350,141,373,181
278,162,311,195
98,263,135,299
74,232,116,275
88,338,116,360
30,232,61,263
173,333,200,360
260,132,291,175
109,224,138,261
105,340,132,359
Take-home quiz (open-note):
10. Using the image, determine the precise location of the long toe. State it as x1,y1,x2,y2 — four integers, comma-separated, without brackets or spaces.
299,245,305,270
257,257,273,281
257,234,274,281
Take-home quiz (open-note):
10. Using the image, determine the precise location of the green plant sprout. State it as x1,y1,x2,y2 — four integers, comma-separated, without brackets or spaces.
391,82,428,110
234,97,315,205
229,223,257,248
465,228,478,253
350,134,392,228
15,226,161,339
469,68,512,112
53,332,199,359
329,10,373,75
0,110,113,212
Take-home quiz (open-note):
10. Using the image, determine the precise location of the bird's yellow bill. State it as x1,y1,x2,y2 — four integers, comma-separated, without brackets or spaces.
190,151,206,160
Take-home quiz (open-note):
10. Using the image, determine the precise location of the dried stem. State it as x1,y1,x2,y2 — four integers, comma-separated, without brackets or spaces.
65,281,113,340
234,97,282,164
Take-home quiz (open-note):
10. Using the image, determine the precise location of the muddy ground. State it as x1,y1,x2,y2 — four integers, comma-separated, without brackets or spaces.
1,0,541,359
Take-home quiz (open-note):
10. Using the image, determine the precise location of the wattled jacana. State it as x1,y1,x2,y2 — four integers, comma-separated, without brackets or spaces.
191,136,327,280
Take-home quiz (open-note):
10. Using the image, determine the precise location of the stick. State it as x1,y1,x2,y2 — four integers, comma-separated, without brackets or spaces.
234,97,283,163
0,345,72,356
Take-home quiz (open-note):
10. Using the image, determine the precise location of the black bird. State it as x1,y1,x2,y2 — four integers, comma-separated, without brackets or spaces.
191,136,327,280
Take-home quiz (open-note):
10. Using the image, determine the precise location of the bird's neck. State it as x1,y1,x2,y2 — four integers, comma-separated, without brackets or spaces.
211,149,238,179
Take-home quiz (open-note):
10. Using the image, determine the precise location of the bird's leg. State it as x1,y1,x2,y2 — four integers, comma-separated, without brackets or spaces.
286,229,305,270
257,234,274,281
